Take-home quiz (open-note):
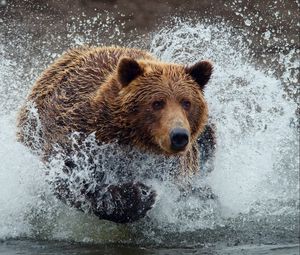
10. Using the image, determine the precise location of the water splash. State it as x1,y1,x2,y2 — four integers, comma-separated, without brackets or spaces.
0,15,298,247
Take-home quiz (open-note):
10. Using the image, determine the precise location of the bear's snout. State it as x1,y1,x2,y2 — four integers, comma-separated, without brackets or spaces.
170,128,189,152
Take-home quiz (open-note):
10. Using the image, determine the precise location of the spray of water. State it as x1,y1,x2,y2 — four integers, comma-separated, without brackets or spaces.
0,14,298,247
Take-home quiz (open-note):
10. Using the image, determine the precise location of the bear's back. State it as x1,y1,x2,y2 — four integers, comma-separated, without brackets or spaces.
29,46,154,104
17,47,155,154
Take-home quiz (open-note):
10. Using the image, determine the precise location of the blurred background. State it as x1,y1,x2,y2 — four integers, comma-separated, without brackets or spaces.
1,0,299,53
1,0,298,108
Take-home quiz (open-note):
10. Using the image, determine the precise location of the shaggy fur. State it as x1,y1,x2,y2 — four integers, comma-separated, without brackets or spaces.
17,46,214,223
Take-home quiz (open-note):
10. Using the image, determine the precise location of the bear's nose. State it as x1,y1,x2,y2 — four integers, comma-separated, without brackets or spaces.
170,128,189,151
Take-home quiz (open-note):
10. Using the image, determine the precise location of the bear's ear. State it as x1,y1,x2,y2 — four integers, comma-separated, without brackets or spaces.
186,60,213,89
117,57,143,87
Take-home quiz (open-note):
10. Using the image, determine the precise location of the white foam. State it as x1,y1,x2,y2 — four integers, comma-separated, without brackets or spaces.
0,19,298,244
0,113,43,238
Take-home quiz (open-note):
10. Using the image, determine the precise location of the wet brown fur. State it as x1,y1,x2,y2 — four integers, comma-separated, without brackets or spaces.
17,46,210,175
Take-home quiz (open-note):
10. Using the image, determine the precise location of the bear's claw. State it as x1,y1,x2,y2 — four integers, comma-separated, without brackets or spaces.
94,181,156,223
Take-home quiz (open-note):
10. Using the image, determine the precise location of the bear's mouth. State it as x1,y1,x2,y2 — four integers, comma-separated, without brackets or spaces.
152,123,191,155
157,138,189,155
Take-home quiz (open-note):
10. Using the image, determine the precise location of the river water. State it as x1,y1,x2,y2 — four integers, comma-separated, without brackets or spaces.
0,3,299,255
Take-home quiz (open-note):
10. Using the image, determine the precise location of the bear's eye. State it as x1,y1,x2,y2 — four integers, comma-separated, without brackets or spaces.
152,100,165,111
181,100,191,110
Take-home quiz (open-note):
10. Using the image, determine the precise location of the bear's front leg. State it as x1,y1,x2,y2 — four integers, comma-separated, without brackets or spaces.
87,182,156,223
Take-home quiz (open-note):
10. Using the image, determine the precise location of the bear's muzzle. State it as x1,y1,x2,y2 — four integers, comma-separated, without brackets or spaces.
170,128,189,152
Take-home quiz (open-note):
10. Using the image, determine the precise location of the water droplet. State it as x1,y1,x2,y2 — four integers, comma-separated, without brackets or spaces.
244,19,252,26
0,0,6,6
263,31,271,40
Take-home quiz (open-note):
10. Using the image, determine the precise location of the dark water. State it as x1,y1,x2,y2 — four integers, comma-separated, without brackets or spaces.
0,240,299,255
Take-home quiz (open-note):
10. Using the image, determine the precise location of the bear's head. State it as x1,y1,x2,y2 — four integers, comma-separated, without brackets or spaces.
114,57,213,155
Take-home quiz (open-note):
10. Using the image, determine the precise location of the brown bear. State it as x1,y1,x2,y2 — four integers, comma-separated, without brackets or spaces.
17,46,214,223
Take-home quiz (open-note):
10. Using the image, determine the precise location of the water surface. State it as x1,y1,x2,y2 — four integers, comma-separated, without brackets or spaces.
0,1,299,254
